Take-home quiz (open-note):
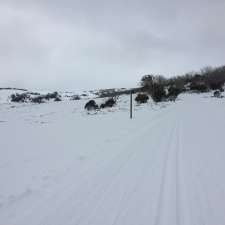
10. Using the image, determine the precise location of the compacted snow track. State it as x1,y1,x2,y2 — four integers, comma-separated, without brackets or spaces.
1,93,225,225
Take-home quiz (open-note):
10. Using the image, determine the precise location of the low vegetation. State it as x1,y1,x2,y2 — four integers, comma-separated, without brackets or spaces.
135,93,149,104
84,100,99,111
140,65,225,102
11,92,61,103
70,95,81,100
11,93,29,103
84,98,117,111
100,98,117,109
9,65,225,109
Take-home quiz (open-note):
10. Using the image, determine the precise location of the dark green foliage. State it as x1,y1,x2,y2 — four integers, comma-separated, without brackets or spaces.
167,86,182,100
135,93,149,104
140,75,167,102
190,82,209,93
151,84,166,102
139,65,225,97
208,81,224,90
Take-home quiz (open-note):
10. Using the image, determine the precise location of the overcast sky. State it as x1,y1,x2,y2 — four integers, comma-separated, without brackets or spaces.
0,0,225,91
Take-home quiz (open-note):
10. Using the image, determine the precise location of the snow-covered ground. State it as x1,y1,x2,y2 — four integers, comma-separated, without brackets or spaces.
0,91,225,225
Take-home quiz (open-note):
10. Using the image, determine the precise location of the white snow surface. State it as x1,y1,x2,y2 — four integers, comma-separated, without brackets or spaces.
0,91,225,225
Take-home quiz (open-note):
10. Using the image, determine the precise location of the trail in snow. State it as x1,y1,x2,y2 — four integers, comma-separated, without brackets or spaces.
1,93,225,225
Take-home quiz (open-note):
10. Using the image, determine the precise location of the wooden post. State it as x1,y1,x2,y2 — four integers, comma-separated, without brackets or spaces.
130,91,133,119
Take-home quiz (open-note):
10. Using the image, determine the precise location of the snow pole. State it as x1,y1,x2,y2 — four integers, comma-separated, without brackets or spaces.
130,91,133,119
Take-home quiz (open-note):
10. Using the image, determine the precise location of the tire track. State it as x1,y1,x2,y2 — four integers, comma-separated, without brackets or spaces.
153,120,178,225
79,119,175,225
153,115,194,225
11,109,174,225
109,120,176,225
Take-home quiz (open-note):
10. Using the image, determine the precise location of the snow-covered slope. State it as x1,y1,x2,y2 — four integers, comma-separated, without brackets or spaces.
0,92,225,225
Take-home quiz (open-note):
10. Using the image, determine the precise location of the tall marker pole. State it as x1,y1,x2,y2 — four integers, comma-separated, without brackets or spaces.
130,91,133,119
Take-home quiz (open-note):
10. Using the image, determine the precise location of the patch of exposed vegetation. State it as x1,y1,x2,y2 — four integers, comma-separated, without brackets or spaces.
100,98,117,108
140,65,225,102
84,100,99,111
135,93,149,104
10,92,61,104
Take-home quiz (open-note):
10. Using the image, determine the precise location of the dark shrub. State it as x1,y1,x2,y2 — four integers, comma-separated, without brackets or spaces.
167,86,182,100
27,92,40,96
141,75,166,90
167,95,177,101
213,91,221,98
85,100,98,111
39,92,62,102
71,95,80,100
100,98,116,108
11,93,29,102
54,96,62,102
139,65,225,96
45,92,59,100
151,84,166,102
135,93,149,104
10,91,62,104
31,96,45,104
190,82,209,93
208,81,224,90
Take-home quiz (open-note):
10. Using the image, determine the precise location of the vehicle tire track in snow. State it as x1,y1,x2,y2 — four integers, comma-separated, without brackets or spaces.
175,120,194,225
153,115,194,225
7,111,173,225
75,119,174,225
153,120,178,225
109,121,175,225
46,114,174,225
153,118,182,225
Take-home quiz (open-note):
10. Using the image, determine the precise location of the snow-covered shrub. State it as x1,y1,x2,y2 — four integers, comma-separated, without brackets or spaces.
31,96,45,104
135,93,149,104
54,96,62,102
70,95,80,100
213,91,221,98
31,92,61,103
45,92,59,100
11,93,30,103
85,100,98,111
100,98,116,108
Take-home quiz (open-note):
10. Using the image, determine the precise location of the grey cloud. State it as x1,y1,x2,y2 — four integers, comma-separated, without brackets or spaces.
0,0,225,90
